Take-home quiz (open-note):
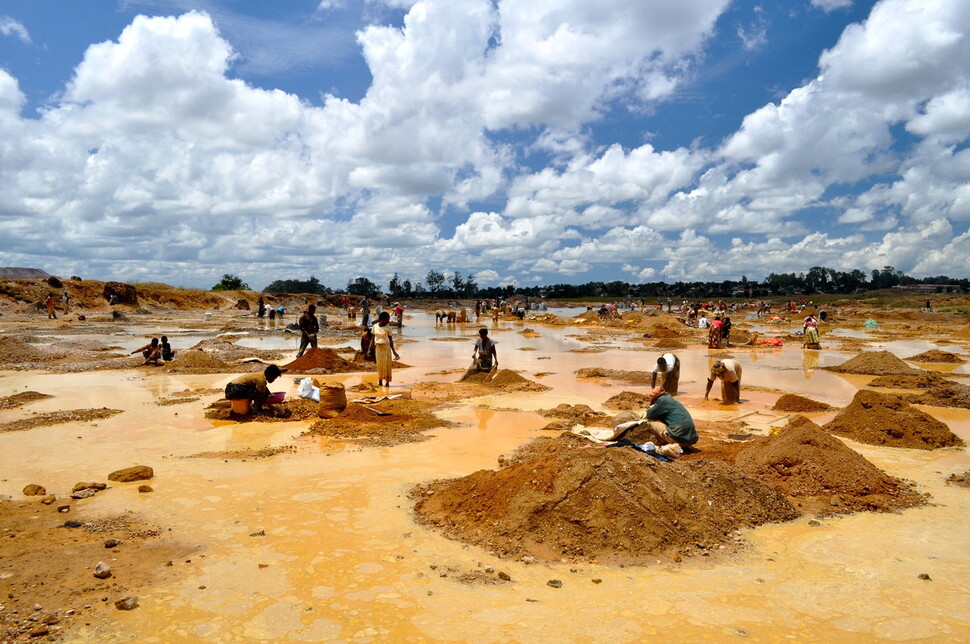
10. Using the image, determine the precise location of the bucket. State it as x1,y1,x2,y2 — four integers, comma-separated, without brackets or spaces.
230,399,251,415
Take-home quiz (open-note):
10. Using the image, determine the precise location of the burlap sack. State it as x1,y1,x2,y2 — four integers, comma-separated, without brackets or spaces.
318,382,347,418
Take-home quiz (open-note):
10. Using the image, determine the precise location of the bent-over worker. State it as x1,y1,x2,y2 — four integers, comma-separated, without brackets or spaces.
296,305,319,358
651,353,680,395
225,365,283,413
705,359,742,403
644,387,697,446
131,338,161,365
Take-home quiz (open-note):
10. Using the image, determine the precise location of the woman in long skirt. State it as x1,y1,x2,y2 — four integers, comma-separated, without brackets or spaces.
708,315,723,349
371,312,400,387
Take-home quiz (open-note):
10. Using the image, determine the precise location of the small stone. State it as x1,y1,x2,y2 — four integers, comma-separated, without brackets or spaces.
673,556,682,563
104,539,121,549
808,519,821,527
40,495,56,505
93,562,112,579
107,465,153,483
57,505,70,513
23,484,46,497
72,482,107,493
521,556,535,564
591,579,603,584
484,566,494,573
71,488,99,499
249,530,266,537
137,485,153,493
114,596,139,611
33,604,42,611
198,585,206,590
546,579,562,588
918,573,932,581
497,571,511,581
62,521,82,528
28,626,49,637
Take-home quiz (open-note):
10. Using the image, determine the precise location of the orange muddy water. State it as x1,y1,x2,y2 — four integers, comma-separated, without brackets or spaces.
1,308,968,642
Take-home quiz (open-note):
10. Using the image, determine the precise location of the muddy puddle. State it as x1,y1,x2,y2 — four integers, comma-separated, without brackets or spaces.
1,307,969,642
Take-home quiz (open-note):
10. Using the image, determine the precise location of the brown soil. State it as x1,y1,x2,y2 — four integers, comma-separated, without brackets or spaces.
603,391,651,411
184,446,296,460
575,367,652,384
412,434,799,565
408,381,496,401
905,350,965,363
0,498,189,643
947,471,970,487
535,404,610,429
0,391,53,410
282,348,367,374
0,409,123,433
0,336,49,364
772,394,834,412
901,381,970,409
867,372,954,389
462,369,551,392
204,398,319,423
826,350,918,375
305,399,453,446
161,350,238,374
823,390,964,450
734,417,925,516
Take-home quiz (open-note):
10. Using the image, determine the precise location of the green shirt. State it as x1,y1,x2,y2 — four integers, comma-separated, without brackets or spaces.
646,394,697,445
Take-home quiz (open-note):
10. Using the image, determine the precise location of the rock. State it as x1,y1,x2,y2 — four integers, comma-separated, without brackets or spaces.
23,484,46,496
592,578,603,584
46,276,63,288
137,485,153,493
107,465,153,482
918,573,932,581
112,310,128,320
546,579,562,588
103,282,138,306
63,521,82,528
236,299,251,310
57,505,70,513
72,482,107,493
104,539,121,548
28,625,49,638
497,571,511,581
249,530,266,537
807,519,821,527
93,562,112,579
71,488,99,499
40,495,56,505
114,596,139,611
484,566,494,573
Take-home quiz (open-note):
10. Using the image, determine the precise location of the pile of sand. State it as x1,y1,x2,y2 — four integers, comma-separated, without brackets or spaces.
826,351,917,375
620,311,690,338
462,369,550,392
955,324,970,339
0,408,123,433
603,391,652,411
162,350,235,374
535,404,609,431
282,348,365,374
734,417,924,515
575,367,652,384
823,389,964,450
305,399,452,446
0,391,53,410
205,398,319,422
412,434,799,564
902,382,970,409
867,372,953,389
905,350,965,363
772,394,834,412
0,336,48,364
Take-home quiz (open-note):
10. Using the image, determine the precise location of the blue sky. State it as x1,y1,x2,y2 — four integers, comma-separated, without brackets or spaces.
0,0,967,291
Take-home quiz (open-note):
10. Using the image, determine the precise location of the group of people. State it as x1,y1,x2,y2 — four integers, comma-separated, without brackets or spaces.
130,336,175,365
44,292,70,319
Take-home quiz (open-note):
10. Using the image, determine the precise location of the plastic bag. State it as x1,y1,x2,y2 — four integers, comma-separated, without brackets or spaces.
297,377,320,402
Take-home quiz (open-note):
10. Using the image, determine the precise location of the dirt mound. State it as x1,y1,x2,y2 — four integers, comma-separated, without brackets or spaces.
947,471,970,487
535,404,609,430
463,369,550,392
305,399,452,446
902,381,970,409
0,336,48,363
956,324,970,339
0,408,123,433
867,372,953,389
603,391,651,411
0,391,53,410
205,398,319,423
735,417,924,515
823,389,963,450
162,350,235,374
619,311,690,337
412,434,799,564
575,367,652,384
827,351,918,375
282,348,365,374
905,350,964,363
772,394,834,412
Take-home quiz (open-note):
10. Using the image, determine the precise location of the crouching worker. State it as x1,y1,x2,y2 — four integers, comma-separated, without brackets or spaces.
651,352,680,395
705,358,742,403
644,387,697,448
132,338,162,365
225,365,283,415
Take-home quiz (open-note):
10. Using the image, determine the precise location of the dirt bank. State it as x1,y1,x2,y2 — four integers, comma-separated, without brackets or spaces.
901,381,970,409
823,390,964,450
412,434,799,565
461,369,550,392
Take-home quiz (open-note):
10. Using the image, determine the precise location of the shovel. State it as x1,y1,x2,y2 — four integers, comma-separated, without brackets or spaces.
360,404,391,416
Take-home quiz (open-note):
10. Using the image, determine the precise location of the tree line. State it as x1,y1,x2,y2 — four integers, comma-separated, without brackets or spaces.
211,266,968,299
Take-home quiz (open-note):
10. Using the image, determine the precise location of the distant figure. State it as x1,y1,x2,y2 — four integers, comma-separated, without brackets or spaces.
225,365,283,414
473,328,498,372
360,298,371,328
160,335,175,361
371,312,400,387
802,315,821,350
276,305,285,322
60,292,70,314
132,338,162,365
257,296,266,318
651,353,680,395
45,294,57,319
925,299,932,311
722,316,733,347
705,359,742,404
108,293,119,305
708,315,723,349
296,305,319,358
393,302,404,327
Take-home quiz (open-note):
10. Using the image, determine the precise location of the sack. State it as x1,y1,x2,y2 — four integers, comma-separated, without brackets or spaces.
297,377,320,403
318,383,347,418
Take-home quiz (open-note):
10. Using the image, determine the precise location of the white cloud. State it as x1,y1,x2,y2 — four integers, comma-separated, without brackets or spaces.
811,0,853,12
0,16,31,44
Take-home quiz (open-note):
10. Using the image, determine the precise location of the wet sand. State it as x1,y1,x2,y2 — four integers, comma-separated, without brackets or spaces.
1,305,969,642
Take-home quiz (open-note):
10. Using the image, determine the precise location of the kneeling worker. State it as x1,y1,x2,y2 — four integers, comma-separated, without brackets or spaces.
705,359,742,403
651,352,680,395
225,365,283,414
644,387,697,447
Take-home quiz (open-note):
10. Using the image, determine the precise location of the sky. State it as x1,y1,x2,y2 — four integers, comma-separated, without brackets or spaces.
0,0,968,291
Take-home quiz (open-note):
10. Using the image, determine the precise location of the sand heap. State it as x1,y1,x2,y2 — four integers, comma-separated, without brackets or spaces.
0,391,53,410
575,367,652,384
618,311,690,337
462,369,550,392
903,381,970,410
604,391,652,411
735,417,924,515
826,351,917,375
867,372,953,389
905,350,964,363
535,403,609,431
282,348,365,374
823,389,963,450
413,434,798,564
650,338,688,350
162,350,234,374
0,336,48,364
772,394,834,412
305,399,452,446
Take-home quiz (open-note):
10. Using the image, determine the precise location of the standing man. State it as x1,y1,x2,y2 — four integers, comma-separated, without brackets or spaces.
296,305,319,358
45,294,57,319
705,359,743,404
650,353,680,395
60,291,70,314
360,297,371,328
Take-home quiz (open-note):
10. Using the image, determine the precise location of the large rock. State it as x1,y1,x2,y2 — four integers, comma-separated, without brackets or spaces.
235,299,251,310
23,484,46,496
103,282,138,305
107,465,154,482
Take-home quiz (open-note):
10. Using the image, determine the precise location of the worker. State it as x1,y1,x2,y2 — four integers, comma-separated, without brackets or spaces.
160,335,175,361
371,311,400,387
296,304,319,358
644,387,697,447
461,328,498,381
225,365,283,414
131,338,162,365
651,353,680,395
45,294,57,319
705,359,742,403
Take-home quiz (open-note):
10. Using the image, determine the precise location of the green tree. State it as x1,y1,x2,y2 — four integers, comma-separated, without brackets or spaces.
212,274,249,291
347,277,381,298
425,270,445,296
451,271,464,297
461,273,478,297
263,276,330,295
388,273,403,298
